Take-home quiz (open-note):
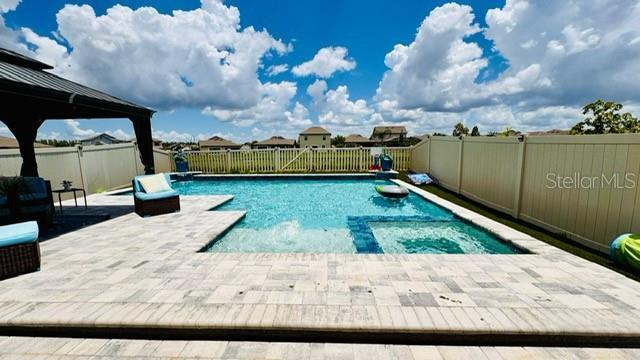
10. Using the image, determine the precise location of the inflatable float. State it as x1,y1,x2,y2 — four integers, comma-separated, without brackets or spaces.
375,185,409,199
610,233,640,272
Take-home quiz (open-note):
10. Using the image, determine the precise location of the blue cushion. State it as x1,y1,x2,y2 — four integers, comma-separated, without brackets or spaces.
22,177,47,194
133,173,172,193
19,193,48,202
134,189,178,201
0,221,38,247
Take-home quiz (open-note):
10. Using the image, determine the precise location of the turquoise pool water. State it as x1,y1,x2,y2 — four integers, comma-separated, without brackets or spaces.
169,178,522,254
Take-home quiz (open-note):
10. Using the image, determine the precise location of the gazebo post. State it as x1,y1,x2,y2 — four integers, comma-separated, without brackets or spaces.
130,116,155,175
1,117,44,177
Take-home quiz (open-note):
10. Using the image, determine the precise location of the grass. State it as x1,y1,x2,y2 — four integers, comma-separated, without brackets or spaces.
398,172,640,282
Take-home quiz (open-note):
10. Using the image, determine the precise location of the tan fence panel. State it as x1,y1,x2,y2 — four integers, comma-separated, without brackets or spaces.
410,139,430,172
0,147,83,199
81,144,139,193
460,137,520,214
153,149,172,173
0,144,143,198
519,134,640,252
428,137,460,191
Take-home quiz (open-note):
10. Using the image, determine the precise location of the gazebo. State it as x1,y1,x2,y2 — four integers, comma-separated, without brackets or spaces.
0,48,156,176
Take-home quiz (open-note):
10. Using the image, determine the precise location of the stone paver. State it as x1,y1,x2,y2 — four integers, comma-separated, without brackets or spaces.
0,337,638,359
0,187,639,346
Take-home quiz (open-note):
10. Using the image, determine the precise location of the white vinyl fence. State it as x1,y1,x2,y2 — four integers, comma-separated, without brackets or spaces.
411,134,640,253
0,143,172,198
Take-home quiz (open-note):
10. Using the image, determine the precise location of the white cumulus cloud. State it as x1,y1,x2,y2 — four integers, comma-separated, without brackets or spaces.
265,64,289,77
292,46,356,78
202,81,312,131
375,0,640,133
3,0,290,111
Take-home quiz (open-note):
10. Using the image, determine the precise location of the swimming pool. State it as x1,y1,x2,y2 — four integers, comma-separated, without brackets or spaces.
170,178,523,254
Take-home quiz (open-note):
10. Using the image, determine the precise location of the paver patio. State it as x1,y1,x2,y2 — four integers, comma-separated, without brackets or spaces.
0,336,639,359
1,187,640,349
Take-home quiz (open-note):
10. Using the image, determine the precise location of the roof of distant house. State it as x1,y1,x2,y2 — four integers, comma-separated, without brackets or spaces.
300,126,330,135
198,136,240,147
81,133,128,143
0,135,51,148
344,134,373,143
527,129,571,136
255,136,296,146
371,126,407,135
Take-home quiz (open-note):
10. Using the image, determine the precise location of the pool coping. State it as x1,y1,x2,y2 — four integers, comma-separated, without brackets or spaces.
193,173,376,180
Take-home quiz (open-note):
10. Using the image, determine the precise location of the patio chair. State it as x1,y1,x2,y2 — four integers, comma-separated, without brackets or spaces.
0,177,53,229
132,173,180,217
0,221,40,280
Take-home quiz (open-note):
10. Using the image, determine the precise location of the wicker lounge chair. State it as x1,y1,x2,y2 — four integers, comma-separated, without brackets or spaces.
0,221,40,280
132,173,180,217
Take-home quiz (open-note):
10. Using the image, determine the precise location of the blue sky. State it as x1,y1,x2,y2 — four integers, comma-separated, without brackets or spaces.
1,0,638,142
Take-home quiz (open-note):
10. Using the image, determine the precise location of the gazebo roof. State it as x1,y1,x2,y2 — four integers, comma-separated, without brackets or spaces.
0,48,153,118
0,47,157,176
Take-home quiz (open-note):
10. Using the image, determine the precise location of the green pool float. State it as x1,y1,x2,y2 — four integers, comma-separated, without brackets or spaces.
375,185,409,199
610,233,640,272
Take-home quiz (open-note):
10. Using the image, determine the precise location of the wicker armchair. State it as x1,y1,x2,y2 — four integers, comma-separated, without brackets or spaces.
132,174,180,217
0,221,40,280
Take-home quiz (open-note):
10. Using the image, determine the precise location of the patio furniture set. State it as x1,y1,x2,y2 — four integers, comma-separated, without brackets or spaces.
1,173,180,280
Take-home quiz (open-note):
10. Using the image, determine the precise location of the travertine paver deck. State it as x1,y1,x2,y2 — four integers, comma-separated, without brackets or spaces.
0,336,638,359
1,186,640,345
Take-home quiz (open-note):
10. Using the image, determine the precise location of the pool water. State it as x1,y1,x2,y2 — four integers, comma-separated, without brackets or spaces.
170,178,522,254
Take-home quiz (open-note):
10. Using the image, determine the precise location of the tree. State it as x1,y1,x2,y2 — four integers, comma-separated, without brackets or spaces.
452,122,469,137
331,135,346,147
470,126,480,136
499,126,521,136
432,132,447,136
570,100,640,134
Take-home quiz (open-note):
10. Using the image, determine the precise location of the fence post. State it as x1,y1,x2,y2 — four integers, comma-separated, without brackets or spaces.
275,148,280,172
226,150,231,173
359,147,363,172
456,136,464,193
76,145,88,192
427,137,431,173
513,135,527,218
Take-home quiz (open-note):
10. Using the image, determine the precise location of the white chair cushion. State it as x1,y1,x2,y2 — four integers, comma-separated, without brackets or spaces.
138,174,172,194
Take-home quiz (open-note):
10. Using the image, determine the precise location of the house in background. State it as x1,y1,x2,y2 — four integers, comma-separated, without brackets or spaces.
0,135,50,149
253,136,296,149
299,126,331,148
344,134,374,147
198,136,241,151
80,133,129,146
370,126,407,145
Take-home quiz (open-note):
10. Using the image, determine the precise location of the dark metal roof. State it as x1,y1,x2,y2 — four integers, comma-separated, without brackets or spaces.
0,48,53,70
0,47,153,117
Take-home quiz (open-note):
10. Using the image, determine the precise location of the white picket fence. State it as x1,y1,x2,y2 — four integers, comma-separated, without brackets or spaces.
179,147,412,173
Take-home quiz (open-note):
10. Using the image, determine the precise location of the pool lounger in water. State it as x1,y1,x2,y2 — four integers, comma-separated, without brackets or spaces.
375,185,409,198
